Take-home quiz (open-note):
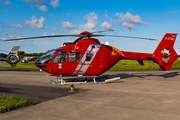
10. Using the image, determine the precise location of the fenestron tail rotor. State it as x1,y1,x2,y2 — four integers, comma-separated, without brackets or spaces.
161,48,171,63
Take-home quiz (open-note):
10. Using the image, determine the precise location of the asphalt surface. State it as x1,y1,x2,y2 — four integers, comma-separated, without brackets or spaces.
0,68,180,120
0,83,84,102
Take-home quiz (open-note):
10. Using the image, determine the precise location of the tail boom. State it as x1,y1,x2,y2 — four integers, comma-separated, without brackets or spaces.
121,51,154,60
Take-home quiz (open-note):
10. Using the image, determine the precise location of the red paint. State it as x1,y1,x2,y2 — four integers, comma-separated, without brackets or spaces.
35,33,178,76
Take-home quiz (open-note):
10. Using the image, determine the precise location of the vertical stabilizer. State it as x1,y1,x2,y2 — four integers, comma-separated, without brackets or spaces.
153,33,178,71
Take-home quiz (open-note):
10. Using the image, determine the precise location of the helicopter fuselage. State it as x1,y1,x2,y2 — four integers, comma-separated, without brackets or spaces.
35,38,123,76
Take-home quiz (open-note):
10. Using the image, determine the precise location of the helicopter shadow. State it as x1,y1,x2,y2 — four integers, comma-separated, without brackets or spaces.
51,71,180,84
106,71,180,80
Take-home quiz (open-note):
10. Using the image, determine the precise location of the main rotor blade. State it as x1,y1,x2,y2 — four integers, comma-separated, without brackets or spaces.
91,30,114,34
4,35,80,41
0,50,9,52
92,35,158,41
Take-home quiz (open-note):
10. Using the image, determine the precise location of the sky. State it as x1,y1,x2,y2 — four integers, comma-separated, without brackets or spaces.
0,0,180,54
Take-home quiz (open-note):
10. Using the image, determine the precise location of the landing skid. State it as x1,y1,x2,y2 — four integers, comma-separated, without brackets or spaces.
48,75,120,85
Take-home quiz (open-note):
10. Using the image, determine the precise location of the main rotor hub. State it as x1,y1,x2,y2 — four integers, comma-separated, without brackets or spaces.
80,31,92,38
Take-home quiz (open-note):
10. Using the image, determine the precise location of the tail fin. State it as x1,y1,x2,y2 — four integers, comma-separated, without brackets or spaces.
11,46,20,52
153,33,178,71
6,46,20,67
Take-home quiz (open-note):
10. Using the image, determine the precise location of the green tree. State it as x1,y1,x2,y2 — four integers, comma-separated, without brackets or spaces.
0,53,7,57
18,51,25,55
23,52,44,57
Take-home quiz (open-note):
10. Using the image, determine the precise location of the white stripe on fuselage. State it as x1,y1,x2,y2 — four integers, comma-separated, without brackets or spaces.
71,44,101,76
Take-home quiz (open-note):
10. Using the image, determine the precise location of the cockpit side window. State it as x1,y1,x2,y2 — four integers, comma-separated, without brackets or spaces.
52,51,67,63
35,49,57,64
86,53,93,61
69,52,82,62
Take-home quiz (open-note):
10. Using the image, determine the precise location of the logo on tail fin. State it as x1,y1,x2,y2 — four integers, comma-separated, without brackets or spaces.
165,37,175,41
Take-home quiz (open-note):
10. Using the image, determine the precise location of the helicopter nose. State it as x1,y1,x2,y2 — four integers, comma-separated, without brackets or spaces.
36,64,47,70
34,61,47,70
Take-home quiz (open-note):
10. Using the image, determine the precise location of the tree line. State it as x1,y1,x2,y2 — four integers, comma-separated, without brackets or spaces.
18,51,44,57
0,51,44,58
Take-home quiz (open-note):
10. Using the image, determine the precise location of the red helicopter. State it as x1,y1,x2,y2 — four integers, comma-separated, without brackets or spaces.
5,31,178,84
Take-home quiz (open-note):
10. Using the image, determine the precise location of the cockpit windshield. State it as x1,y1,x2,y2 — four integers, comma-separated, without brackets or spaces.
35,49,58,64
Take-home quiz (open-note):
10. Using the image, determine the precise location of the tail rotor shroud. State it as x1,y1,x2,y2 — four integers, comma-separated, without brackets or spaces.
161,48,171,63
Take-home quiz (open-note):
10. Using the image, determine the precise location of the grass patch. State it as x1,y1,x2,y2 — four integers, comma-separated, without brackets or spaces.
0,62,38,70
109,60,180,71
0,95,37,113
0,60,180,71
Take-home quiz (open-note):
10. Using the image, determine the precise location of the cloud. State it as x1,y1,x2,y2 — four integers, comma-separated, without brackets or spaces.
39,5,48,12
24,16,46,29
168,11,178,15
0,35,24,41
9,35,13,38
62,11,70,15
22,0,48,4
23,1,48,12
50,0,60,8
22,0,60,12
16,36,25,41
111,12,146,30
1,9,9,13
53,28,58,31
22,0,49,12
0,37,7,41
71,12,98,34
122,22,136,30
31,4,48,12
62,21,76,29
84,12,98,30
105,14,108,18
43,33,47,36
101,22,113,30
115,12,143,24
9,35,15,38
0,30,3,33
144,21,149,25
3,22,23,28
1,0,11,5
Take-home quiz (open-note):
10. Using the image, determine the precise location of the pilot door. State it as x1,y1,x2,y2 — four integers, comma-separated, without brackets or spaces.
49,51,82,75
49,51,69,75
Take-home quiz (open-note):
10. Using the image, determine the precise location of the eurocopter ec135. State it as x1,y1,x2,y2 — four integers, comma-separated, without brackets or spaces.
5,31,178,84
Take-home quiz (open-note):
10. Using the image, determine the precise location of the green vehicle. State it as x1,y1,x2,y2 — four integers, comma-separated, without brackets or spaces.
21,59,28,63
